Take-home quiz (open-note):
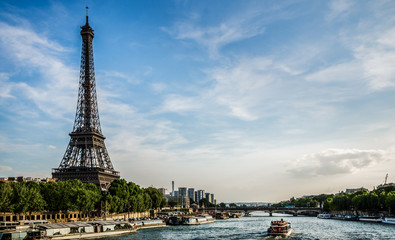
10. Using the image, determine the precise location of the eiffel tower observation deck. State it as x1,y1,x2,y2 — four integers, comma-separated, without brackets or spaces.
52,8,120,190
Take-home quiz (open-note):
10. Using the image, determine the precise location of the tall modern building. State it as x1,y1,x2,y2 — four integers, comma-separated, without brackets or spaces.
52,8,120,190
178,187,187,197
205,193,212,203
187,188,195,200
196,189,205,203
171,181,175,196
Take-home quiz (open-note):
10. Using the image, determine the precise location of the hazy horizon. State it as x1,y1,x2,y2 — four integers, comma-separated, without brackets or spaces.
0,0,394,203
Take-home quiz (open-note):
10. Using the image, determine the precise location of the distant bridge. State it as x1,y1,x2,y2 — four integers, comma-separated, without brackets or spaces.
200,206,322,216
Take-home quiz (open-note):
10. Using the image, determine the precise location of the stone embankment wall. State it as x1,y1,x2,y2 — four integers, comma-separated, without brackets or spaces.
330,210,389,217
0,210,154,223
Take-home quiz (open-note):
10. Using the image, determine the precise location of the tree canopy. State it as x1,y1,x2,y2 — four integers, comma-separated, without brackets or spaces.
0,179,166,215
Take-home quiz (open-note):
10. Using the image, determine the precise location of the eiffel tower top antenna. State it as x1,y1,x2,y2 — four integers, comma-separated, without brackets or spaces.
86,6,89,24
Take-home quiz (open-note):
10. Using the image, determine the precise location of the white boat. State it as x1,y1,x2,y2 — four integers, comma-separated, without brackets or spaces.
195,215,215,225
359,216,382,223
317,213,331,219
267,219,293,236
382,218,395,225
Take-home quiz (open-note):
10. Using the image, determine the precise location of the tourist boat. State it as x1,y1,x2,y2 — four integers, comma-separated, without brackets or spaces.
382,217,395,225
267,219,293,236
215,212,230,219
33,220,136,239
317,213,331,219
196,215,215,224
184,215,215,225
358,216,382,223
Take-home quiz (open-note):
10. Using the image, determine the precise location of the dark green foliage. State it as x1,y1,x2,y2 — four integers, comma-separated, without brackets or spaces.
11,182,46,214
199,198,215,207
274,187,395,213
144,187,164,209
168,200,179,208
160,197,167,208
0,182,13,212
386,191,395,212
1,178,166,214
331,193,351,211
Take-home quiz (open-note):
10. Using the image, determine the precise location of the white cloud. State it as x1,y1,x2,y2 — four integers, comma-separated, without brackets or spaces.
355,42,395,90
0,21,77,119
101,70,141,85
306,18,395,91
48,145,57,149
0,165,12,172
159,94,201,113
305,61,362,83
327,0,355,20
288,148,393,177
205,57,275,121
162,11,266,58
151,82,167,93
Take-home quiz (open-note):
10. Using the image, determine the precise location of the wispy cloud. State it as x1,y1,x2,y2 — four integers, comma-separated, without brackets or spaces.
162,9,266,58
0,21,77,119
0,165,12,172
100,70,141,85
159,94,201,113
326,0,355,20
288,148,393,177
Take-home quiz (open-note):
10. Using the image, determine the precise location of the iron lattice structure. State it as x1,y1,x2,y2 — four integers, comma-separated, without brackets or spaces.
53,9,120,190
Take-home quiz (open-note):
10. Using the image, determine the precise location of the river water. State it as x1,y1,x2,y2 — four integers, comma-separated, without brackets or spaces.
98,213,394,240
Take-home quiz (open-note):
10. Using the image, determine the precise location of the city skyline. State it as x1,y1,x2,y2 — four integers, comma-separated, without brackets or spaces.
0,0,395,202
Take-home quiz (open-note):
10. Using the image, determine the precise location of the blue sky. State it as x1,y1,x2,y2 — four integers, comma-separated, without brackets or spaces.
1,0,395,202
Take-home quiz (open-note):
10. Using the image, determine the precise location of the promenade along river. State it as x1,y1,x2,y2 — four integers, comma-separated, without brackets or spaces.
98,213,394,240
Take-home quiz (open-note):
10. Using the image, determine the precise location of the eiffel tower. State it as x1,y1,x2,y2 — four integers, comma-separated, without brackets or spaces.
52,8,120,190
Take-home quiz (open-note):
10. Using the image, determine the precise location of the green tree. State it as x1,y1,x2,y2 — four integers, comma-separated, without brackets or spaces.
313,194,333,208
75,184,101,217
40,182,61,211
323,198,333,212
144,187,163,209
377,189,387,210
385,191,395,214
168,200,179,208
352,194,364,210
0,182,13,212
143,192,152,210
160,197,167,208
108,179,129,212
229,203,237,208
367,192,379,210
219,202,226,208
57,179,84,211
332,193,351,211
107,195,123,213
134,194,146,212
11,182,30,214
26,186,46,214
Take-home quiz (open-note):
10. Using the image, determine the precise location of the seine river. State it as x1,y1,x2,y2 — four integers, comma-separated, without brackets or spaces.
99,213,394,240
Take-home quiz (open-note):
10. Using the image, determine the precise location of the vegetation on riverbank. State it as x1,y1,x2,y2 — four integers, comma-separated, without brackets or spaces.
272,185,395,213
0,179,166,215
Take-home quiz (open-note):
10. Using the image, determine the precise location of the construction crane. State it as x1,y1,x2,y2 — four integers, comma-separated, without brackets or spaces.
384,173,388,185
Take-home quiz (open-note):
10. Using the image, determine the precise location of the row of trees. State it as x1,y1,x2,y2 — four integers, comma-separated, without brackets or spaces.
272,185,395,213
0,179,166,215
